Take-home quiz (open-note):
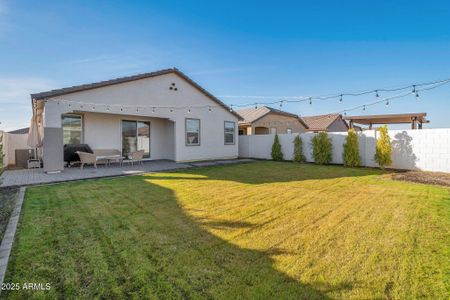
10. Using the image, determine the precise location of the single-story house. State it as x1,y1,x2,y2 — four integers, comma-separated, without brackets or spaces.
301,114,349,132
236,106,308,135
30,68,242,173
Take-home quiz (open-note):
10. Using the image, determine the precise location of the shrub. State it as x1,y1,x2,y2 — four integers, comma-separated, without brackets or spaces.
311,132,332,165
343,128,361,167
271,134,284,161
293,135,306,163
374,125,392,169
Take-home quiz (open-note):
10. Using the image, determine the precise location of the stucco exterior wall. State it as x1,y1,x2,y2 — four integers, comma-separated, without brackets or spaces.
40,72,238,170
239,113,307,135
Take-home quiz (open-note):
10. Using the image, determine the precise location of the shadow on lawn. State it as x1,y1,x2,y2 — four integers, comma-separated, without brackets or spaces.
130,177,347,299
144,161,386,185
4,175,353,299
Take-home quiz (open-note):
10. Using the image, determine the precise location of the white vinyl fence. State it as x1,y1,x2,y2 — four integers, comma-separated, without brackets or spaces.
239,128,450,173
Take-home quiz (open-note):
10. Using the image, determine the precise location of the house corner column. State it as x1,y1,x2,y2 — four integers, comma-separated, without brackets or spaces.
43,127,64,173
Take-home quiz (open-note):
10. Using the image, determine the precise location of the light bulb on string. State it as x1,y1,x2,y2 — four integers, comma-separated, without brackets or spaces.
254,103,258,109
188,108,191,113
170,108,174,113
415,91,420,100
208,106,212,112
339,94,343,103
309,97,312,105
92,105,95,110
279,101,283,108
106,105,110,111
375,90,379,98
385,100,390,107
362,105,366,111
412,85,416,94
229,105,233,112
152,107,155,113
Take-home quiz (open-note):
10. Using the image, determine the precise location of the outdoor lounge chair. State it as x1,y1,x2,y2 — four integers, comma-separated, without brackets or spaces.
127,150,145,166
76,151,97,169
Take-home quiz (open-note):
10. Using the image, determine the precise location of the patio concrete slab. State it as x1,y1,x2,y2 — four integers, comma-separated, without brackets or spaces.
0,160,191,188
0,159,256,188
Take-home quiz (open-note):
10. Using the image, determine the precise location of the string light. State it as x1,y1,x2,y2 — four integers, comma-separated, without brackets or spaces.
188,108,191,113
152,107,155,113
254,103,258,109
385,100,390,106
362,105,366,111
224,77,450,108
279,100,283,108
339,94,343,103
230,105,233,112
208,106,212,112
415,91,420,100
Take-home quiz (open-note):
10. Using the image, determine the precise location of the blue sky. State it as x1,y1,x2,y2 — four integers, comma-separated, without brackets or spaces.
1,0,450,131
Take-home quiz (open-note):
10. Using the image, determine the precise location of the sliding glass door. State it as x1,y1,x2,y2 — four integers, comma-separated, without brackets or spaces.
122,120,150,158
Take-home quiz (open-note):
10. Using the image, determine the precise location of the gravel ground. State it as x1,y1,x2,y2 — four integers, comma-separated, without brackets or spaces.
0,187,18,241
392,171,450,187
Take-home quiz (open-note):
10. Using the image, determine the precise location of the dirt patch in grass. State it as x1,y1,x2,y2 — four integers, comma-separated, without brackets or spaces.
392,170,450,187
0,187,19,241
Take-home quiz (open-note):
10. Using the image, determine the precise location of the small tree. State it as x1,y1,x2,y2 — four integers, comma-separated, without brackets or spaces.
311,132,332,165
271,134,284,161
293,135,305,163
343,128,361,167
374,125,392,169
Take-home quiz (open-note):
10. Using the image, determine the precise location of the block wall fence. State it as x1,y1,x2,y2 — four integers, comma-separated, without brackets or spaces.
238,128,450,173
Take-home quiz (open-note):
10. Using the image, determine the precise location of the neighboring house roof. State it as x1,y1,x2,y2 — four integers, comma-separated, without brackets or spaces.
8,127,29,134
30,67,242,120
236,106,308,128
301,114,348,131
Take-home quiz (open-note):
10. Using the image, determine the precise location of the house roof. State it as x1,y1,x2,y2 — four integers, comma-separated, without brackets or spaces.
301,114,348,131
30,67,242,120
343,113,428,125
8,127,29,134
236,106,308,128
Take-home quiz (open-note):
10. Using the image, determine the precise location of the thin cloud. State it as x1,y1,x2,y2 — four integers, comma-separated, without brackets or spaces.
190,66,275,76
0,77,56,131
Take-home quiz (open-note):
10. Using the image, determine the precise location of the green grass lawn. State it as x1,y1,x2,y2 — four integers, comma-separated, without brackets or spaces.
2,162,449,299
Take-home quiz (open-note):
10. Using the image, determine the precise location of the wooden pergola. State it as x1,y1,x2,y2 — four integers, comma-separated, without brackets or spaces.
343,113,429,130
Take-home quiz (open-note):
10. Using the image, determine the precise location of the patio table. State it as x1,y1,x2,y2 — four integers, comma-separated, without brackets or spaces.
96,154,124,166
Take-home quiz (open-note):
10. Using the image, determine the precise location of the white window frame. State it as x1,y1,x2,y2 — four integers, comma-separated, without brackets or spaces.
185,118,201,146
224,121,236,145
61,114,83,145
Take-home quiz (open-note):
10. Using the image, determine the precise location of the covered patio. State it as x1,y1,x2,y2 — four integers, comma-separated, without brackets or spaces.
344,112,429,130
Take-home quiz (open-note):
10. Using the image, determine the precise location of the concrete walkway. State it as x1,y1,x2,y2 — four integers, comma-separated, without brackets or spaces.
0,159,254,188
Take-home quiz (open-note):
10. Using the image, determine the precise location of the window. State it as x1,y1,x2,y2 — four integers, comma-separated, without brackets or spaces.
186,118,200,146
224,121,235,145
238,129,245,136
286,128,292,134
270,127,277,134
122,120,150,158
62,114,82,145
